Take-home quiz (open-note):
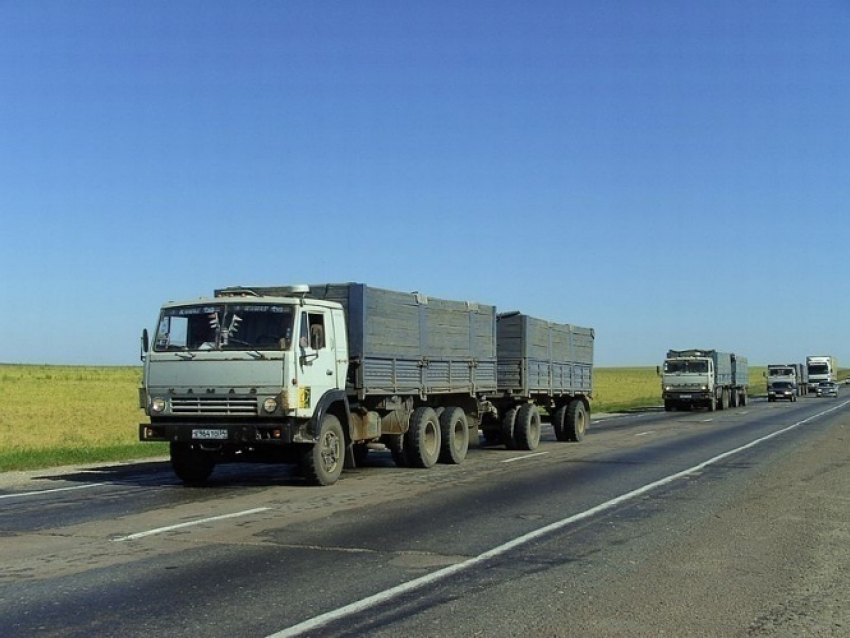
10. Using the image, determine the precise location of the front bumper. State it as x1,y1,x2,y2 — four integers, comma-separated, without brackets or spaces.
139,419,312,445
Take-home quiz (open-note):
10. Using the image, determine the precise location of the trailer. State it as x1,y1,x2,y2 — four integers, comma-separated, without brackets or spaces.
138,283,594,485
487,311,593,447
661,349,748,411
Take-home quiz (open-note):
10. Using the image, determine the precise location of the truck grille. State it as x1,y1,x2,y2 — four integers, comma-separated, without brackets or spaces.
171,395,258,415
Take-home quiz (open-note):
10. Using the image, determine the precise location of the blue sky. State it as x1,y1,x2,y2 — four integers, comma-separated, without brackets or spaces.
1,1,848,367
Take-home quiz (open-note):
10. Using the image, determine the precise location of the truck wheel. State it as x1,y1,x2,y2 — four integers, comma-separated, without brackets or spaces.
514,404,541,451
552,404,569,441
720,389,729,410
740,391,748,406
730,389,739,408
170,442,215,485
405,407,441,468
708,395,717,411
438,407,469,464
565,399,588,442
303,414,345,486
501,405,519,450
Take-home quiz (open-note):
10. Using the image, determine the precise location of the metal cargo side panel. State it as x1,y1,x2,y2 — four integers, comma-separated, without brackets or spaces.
733,355,749,387
497,312,595,394
425,358,497,394
312,283,498,395
713,352,733,385
421,296,497,360
358,356,424,395
496,313,528,392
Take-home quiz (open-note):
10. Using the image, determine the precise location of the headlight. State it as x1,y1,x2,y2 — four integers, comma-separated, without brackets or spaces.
262,397,278,414
151,398,167,413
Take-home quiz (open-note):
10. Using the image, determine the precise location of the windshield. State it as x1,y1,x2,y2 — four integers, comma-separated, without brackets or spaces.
769,368,793,376
154,303,295,352
770,382,792,389
809,364,829,375
665,360,709,374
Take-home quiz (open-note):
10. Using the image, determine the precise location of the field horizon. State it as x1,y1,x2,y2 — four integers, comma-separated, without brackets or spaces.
2,362,836,473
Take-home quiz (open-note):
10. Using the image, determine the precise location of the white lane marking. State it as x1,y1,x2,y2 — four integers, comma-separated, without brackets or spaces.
635,431,655,437
113,507,271,542
267,401,850,638
0,483,106,500
501,452,548,464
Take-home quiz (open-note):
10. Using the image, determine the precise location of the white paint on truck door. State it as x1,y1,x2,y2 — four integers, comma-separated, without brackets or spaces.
295,307,338,417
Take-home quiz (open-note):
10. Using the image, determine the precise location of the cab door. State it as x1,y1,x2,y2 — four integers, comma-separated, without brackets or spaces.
295,307,338,417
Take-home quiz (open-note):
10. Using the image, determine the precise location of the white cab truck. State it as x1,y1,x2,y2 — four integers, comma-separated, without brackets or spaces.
806,355,838,393
139,283,594,486
766,363,808,400
661,349,749,412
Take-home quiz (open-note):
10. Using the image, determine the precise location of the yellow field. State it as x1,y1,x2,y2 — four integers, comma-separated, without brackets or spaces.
0,362,794,471
0,364,167,470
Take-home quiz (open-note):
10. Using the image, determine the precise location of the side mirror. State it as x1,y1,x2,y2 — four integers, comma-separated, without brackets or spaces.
655,365,661,376
140,329,149,361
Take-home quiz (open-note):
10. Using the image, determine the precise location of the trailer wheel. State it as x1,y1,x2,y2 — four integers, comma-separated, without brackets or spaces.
438,407,469,464
405,407,441,468
501,405,519,450
552,404,569,441
170,442,215,485
740,391,748,406
302,414,345,486
514,404,541,451
730,389,739,408
565,399,588,442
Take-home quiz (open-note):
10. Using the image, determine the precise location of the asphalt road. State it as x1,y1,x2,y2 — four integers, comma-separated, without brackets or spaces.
2,394,849,637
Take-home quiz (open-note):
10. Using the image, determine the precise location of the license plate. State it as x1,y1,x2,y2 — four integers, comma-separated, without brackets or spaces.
192,429,228,440
679,394,692,399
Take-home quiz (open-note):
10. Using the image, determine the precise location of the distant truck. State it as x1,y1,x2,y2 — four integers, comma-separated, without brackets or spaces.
766,363,808,400
138,283,594,486
806,355,838,393
661,349,749,412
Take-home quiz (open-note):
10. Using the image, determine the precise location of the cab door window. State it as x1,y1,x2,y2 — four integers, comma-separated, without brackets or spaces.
300,312,326,350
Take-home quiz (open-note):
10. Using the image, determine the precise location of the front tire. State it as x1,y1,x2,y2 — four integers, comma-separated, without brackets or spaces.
303,414,345,486
170,442,215,485
438,407,469,464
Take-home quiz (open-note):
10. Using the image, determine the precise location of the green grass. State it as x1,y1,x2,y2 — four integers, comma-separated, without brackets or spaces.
0,362,828,471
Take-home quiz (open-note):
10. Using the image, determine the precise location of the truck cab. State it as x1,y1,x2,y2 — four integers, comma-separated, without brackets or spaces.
661,354,715,411
139,287,350,484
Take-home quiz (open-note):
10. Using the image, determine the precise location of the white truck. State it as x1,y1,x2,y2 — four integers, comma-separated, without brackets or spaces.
806,355,838,393
139,283,594,486
661,349,749,412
